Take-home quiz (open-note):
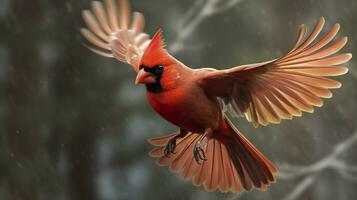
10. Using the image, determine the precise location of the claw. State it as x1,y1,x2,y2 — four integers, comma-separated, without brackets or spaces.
194,149,200,164
198,147,207,161
193,142,206,164
163,131,189,157
164,137,176,157
164,145,170,157
170,140,176,152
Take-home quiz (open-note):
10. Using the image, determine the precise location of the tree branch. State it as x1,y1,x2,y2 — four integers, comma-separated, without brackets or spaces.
278,129,357,200
169,0,242,54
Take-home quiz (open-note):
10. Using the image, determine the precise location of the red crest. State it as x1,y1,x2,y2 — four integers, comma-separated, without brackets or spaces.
140,30,172,67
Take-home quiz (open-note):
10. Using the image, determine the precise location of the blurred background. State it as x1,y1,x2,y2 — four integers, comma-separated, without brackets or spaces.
0,0,356,199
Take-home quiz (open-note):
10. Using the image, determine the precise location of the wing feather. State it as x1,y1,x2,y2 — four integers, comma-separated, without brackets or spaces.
85,45,114,58
91,1,112,34
131,12,145,34
288,24,307,54
80,28,110,50
119,0,130,29
197,17,350,127
288,17,325,56
81,0,151,71
82,10,109,41
105,0,119,31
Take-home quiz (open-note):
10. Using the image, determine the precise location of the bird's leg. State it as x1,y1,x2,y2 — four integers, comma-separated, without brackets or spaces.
193,129,212,164
164,129,188,157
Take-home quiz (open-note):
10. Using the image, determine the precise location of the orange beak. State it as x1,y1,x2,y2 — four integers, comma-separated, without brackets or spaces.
135,69,156,85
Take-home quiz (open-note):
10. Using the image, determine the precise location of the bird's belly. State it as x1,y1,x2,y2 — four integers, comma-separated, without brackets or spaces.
153,103,201,131
146,87,220,132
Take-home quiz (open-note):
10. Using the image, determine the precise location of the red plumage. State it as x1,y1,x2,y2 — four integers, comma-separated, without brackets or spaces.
81,0,351,194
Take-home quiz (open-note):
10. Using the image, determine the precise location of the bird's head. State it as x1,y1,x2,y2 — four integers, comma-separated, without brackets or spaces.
135,30,179,93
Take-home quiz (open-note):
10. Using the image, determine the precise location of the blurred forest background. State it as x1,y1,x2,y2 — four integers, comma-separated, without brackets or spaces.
0,0,356,199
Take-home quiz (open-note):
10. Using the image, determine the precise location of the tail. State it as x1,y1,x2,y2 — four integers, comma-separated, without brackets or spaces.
148,117,277,193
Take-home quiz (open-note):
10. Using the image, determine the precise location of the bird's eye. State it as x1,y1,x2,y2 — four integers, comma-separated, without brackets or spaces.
155,64,164,75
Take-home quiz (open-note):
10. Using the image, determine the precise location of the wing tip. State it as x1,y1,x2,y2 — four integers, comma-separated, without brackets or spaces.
91,1,101,6
148,147,162,157
341,53,353,65
334,23,341,29
80,27,88,34
82,9,91,18
343,67,349,75
147,137,159,145
319,16,326,24
346,52,353,59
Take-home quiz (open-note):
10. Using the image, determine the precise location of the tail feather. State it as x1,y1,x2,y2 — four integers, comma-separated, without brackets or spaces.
148,118,278,193
148,132,177,146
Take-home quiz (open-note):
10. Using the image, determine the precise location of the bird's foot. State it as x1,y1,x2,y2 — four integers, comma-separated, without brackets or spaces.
164,130,188,157
193,142,207,164
164,137,176,157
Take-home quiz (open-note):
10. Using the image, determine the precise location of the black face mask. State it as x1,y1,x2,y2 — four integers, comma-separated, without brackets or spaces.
140,64,165,93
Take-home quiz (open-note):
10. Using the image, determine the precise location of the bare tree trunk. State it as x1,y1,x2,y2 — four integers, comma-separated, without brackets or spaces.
68,126,97,200
4,1,42,199
49,2,100,199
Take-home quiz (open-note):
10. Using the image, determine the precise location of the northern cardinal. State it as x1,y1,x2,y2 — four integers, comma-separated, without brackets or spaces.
81,0,351,193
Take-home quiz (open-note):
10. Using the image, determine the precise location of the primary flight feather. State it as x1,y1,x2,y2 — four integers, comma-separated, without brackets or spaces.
81,0,351,193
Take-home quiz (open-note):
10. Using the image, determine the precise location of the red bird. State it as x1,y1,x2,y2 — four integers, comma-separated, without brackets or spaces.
81,0,351,193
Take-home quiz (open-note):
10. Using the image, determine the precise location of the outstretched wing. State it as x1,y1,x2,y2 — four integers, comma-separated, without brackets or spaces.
81,0,151,71
197,17,351,127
